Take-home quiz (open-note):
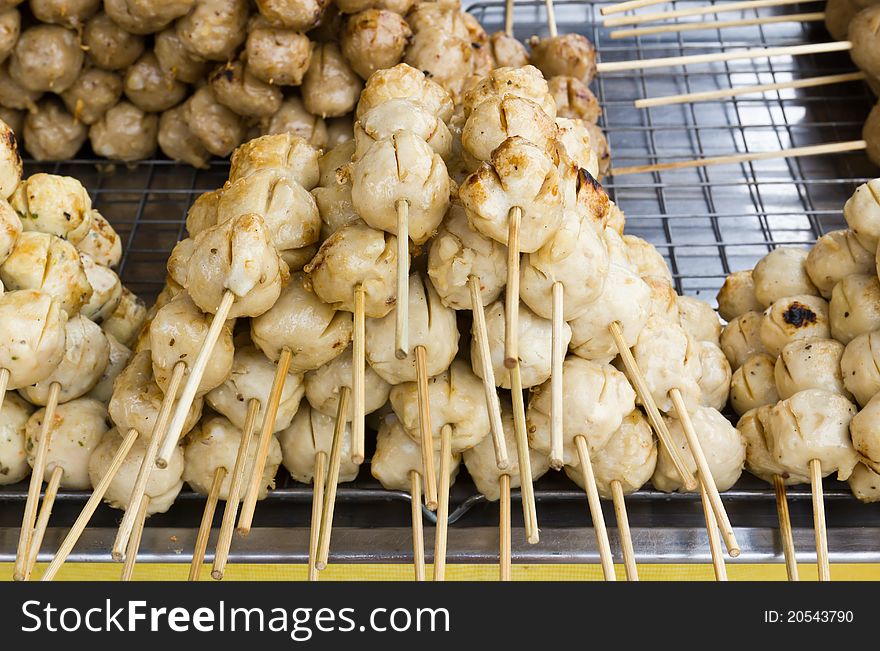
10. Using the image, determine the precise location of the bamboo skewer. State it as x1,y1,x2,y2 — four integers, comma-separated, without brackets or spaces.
396,199,410,360
504,0,514,36
120,495,150,582
602,0,675,15
0,367,8,415
773,474,799,581
610,480,638,581
41,428,138,581
610,140,867,177
308,451,327,581
574,436,616,581
504,207,522,369
603,0,822,27
113,361,185,560
416,345,438,510
700,481,728,581
544,0,558,36
636,71,864,108
510,362,539,544
612,12,826,39
609,322,696,490
810,459,830,581
315,386,351,571
499,473,511,581
410,470,426,581
670,389,740,557
189,466,226,581
469,276,509,470
237,347,293,535
433,424,453,582
14,381,61,581
597,41,852,73
550,282,564,470
158,290,236,467
24,465,63,579
352,284,366,465
211,398,259,580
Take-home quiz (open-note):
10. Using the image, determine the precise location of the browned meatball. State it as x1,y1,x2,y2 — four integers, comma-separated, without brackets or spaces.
256,0,328,31
261,95,327,149
104,0,191,34
0,63,40,110
529,34,597,85
89,101,158,161
154,28,208,84
158,104,210,168
123,52,187,113
23,98,87,160
549,75,601,123
209,60,283,118
60,68,123,124
0,8,19,63
84,12,145,70
340,9,410,80
10,25,83,93
30,0,99,27
851,6,880,80
487,31,529,68
176,0,248,61
0,106,23,134
301,42,361,118
246,19,312,86
183,86,245,157
336,0,411,12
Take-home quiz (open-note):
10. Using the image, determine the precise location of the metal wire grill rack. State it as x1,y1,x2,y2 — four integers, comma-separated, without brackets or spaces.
11,0,880,564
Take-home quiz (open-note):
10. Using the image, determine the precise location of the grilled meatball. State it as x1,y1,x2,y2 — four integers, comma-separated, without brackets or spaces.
60,68,123,125
158,105,211,168
0,393,32,484
124,52,187,113
0,108,22,139
624,235,672,284
752,247,818,308
720,310,767,370
104,0,190,33
730,352,778,416
0,7,18,62
185,190,219,238
848,461,880,502
829,274,880,344
101,286,146,347
462,64,555,119
25,398,107,489
849,5,880,80
183,86,246,157
210,60,283,118
0,289,67,389
487,31,529,68
312,140,359,237
529,34,597,85
256,0,328,31
176,0,248,61
644,277,680,323
31,0,98,27
356,63,453,124
353,98,452,162
759,294,830,357
89,101,158,161
304,345,390,420
341,9,410,80
548,75,600,122
775,337,848,400
841,331,880,406
246,19,312,87
0,63,41,110
10,25,83,93
76,210,121,268
278,403,359,484
262,96,328,149
229,133,320,190
184,414,281,499
87,332,131,403
0,198,19,266
843,178,880,250
11,173,92,244
83,12,144,70
153,28,208,84
692,340,731,411
631,320,702,412
404,30,471,102
461,95,556,169
302,43,362,118
737,406,809,484
805,229,876,298
677,295,721,345
0,122,17,200
22,99,87,161
80,253,122,322
371,412,458,491
716,270,762,322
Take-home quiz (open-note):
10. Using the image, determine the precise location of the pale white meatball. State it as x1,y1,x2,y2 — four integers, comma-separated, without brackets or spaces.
304,346,390,420
459,136,563,253
356,63,453,125
527,356,636,466
566,409,656,498
652,406,745,493
720,311,767,370
752,247,818,308
461,65,555,120
848,462,880,503
80,253,122,322
251,272,352,372
463,401,550,502
207,345,304,434
228,133,320,190
472,299,570,389
716,270,761,322
1,232,93,315
0,198,20,266
737,407,809,485
149,293,234,398
623,234,672,284
555,117,599,179
185,190,220,238
759,294,830,357
184,414,281,500
21,314,109,405
461,95,556,169
261,96,327,149
390,359,490,453
87,333,130,403
829,274,880,344
0,393,32,484
371,413,458,492
427,204,507,310
403,29,471,102
730,353,779,416
0,117,20,199
312,141,360,238
0,289,67,389
301,42,362,118
76,210,122,268
26,398,108,489
843,178,880,250
764,389,858,481
567,263,650,364
278,403,360,484
11,173,92,244
841,331,880,406
353,99,453,163
365,273,458,384
805,229,876,298
631,320,702,412
692,340,731,411
677,295,721,345
520,209,608,320
643,277,679,324
774,338,848,400
101,287,146,347
89,428,183,515
305,223,399,318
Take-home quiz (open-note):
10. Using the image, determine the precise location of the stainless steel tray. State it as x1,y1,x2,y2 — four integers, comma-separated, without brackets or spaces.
11,0,880,567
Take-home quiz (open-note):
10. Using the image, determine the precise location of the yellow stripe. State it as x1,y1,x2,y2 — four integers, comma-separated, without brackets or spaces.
11,563,880,581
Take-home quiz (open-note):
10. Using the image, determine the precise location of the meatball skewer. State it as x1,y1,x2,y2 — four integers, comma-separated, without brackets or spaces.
189,465,226,581
314,387,351,572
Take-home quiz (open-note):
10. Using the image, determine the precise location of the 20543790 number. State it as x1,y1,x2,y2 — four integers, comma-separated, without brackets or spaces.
787,611,854,623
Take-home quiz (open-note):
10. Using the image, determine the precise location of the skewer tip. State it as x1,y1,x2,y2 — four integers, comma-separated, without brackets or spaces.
315,561,327,571
425,498,438,512
394,348,407,361
154,458,169,470
351,453,364,466
729,546,741,558
211,570,224,581
503,357,517,369
527,532,540,545
683,476,699,492
111,550,124,562
549,457,564,471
